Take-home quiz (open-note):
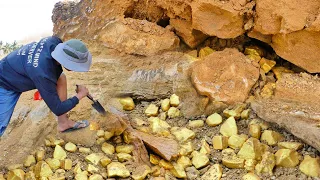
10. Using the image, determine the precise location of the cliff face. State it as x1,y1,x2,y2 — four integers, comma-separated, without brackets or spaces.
52,0,320,73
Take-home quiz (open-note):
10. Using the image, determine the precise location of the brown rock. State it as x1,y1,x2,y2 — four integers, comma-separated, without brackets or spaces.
170,18,208,48
254,0,320,34
191,48,259,105
133,131,179,161
271,30,320,73
191,0,245,38
100,18,180,56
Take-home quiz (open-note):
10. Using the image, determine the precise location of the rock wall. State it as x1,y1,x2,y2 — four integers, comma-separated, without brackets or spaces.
52,0,320,72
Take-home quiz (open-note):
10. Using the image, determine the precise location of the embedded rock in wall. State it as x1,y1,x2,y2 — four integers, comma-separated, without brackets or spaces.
191,48,260,105
254,0,320,34
191,0,245,38
271,30,320,73
155,0,192,21
100,18,180,56
170,18,208,48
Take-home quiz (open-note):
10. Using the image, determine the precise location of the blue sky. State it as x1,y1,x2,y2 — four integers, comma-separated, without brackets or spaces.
0,0,61,43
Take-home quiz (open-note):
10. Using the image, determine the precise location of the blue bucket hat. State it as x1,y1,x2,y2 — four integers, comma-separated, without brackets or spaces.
51,39,92,72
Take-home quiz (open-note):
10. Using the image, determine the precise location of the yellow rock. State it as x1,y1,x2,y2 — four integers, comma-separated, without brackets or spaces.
170,163,187,178
151,166,161,177
85,153,105,165
244,159,257,172
259,58,276,73
260,130,284,146
260,83,276,98
260,143,270,155
53,145,67,160
246,54,261,63
96,130,105,137
119,97,135,111
255,152,275,175
249,119,269,130
79,147,91,154
35,161,53,178
150,154,161,165
222,148,245,169
201,164,223,180
65,142,77,153
188,120,204,128
179,141,194,156
88,174,103,180
74,163,82,174
96,138,105,145
159,159,174,170
223,110,240,120
299,155,320,177
199,47,215,59
101,142,115,155
170,94,180,107
100,157,111,167
172,127,195,143
0,174,4,180
278,142,303,151
161,99,170,112
107,162,130,178
53,139,65,147
75,173,88,180
87,164,99,174
200,139,211,154
206,113,222,126
117,153,132,162
220,117,238,137
149,117,170,136
272,66,294,80
7,169,25,180
167,107,180,118
24,155,36,167
104,131,114,141
159,112,167,120
61,159,72,170
192,151,210,169
7,164,23,171
275,149,300,167
213,136,229,150
36,149,45,162
244,46,264,57
116,145,134,154
228,134,248,149
132,165,151,180
25,171,36,180
241,109,250,120
238,138,262,160
242,173,261,180
45,158,61,170
177,156,192,169
249,124,261,139
50,169,66,180
145,104,159,117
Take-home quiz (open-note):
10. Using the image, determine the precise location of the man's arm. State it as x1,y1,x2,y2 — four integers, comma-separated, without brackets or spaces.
33,76,79,116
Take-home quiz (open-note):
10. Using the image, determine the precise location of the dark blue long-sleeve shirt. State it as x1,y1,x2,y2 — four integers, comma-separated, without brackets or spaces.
0,36,79,116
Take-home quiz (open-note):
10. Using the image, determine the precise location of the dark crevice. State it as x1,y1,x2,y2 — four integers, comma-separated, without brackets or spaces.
157,17,170,28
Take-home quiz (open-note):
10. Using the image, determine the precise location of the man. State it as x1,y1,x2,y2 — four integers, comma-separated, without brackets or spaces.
0,36,92,136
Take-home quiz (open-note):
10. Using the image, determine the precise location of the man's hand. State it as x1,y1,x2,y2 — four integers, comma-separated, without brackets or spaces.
75,85,89,100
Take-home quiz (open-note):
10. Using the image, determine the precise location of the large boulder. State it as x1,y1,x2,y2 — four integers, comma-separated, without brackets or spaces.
99,18,180,56
252,73,320,151
191,0,245,38
191,48,260,105
254,0,320,34
271,30,320,73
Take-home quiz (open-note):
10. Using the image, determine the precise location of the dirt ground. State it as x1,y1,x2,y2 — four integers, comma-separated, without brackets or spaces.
1,96,319,179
